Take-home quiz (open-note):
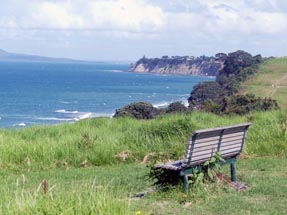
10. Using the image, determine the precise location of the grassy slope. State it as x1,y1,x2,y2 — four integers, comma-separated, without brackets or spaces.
242,57,287,108
1,110,287,214
1,111,286,172
1,158,287,214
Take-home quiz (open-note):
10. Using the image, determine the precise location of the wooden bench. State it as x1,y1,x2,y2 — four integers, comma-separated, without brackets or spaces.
154,123,252,190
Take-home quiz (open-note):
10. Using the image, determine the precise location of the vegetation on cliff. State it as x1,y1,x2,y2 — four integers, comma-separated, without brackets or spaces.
119,50,278,119
129,55,223,76
188,50,279,114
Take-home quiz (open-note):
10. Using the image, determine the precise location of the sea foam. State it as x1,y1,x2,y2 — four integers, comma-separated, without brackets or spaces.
13,122,26,127
37,117,74,121
153,102,169,108
54,109,79,114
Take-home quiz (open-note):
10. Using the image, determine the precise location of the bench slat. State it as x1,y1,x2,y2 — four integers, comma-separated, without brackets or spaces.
194,132,244,144
220,140,243,148
194,124,250,140
192,143,219,152
192,123,251,134
221,146,241,154
193,139,220,148
191,148,218,157
191,152,217,162
222,134,244,141
220,143,242,150
191,135,243,152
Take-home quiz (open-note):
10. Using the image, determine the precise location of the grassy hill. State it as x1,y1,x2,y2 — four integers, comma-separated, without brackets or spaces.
0,110,287,214
242,57,287,108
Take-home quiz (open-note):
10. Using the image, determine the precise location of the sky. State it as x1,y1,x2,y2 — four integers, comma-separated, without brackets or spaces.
0,0,286,61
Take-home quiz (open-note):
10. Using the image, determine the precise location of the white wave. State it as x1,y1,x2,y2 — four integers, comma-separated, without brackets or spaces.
74,112,114,121
79,112,92,119
182,100,189,107
74,112,92,121
153,98,189,109
59,100,78,104
93,113,114,118
37,117,74,121
54,109,79,114
13,122,26,127
153,102,169,108
101,69,123,73
108,69,123,73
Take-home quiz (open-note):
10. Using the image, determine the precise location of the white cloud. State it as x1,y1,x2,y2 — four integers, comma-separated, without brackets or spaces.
0,0,165,33
89,0,164,32
29,1,85,29
0,0,285,37
0,0,286,59
163,0,286,35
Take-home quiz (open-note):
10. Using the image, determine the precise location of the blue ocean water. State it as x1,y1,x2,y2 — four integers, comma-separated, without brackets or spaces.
0,61,214,128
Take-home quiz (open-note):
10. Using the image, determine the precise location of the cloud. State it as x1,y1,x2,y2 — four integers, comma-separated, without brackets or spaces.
0,0,285,37
0,0,286,60
0,0,165,33
163,0,286,35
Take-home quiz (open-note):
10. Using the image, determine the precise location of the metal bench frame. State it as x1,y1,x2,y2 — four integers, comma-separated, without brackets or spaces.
154,123,252,190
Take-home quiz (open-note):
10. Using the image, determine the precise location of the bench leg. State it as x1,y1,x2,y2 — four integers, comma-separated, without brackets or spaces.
182,174,188,191
230,162,236,182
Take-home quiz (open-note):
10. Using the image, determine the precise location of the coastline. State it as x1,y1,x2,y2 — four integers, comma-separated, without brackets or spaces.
0,61,213,129
4,98,192,129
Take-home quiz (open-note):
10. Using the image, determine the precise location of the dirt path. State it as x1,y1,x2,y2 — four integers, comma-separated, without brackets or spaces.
269,72,287,97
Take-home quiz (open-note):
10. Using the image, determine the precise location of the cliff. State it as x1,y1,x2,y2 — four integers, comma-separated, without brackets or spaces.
129,55,224,76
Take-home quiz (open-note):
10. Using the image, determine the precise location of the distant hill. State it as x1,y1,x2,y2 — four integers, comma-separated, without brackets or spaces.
0,49,86,63
129,55,224,76
242,57,287,108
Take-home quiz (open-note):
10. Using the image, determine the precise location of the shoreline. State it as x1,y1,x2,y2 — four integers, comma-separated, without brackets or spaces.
2,99,191,129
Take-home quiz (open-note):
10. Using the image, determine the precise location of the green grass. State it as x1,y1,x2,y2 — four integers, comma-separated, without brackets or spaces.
242,57,287,108
1,158,287,214
0,164,147,215
1,110,286,172
1,110,287,214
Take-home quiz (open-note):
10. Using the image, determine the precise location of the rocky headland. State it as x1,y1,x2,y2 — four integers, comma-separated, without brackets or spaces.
129,55,224,76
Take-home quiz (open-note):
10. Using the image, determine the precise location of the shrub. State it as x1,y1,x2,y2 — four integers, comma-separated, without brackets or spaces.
166,101,188,113
114,102,158,119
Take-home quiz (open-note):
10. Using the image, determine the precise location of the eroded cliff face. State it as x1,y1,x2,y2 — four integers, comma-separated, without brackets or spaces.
129,56,224,76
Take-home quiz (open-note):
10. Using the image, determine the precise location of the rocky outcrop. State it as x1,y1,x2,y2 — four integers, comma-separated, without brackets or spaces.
129,55,224,76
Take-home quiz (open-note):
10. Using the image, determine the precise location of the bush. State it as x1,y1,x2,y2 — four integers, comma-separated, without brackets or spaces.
166,101,188,113
114,102,158,119
188,82,225,108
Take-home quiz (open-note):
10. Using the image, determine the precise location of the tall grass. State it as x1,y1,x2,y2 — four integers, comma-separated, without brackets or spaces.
0,110,286,172
0,176,132,215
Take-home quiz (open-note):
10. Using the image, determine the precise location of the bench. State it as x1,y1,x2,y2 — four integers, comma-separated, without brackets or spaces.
154,123,252,190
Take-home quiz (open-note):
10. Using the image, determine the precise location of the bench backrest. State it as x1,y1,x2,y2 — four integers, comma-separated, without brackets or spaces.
184,123,251,166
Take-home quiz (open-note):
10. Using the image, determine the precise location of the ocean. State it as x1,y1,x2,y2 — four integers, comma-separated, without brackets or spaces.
0,61,214,128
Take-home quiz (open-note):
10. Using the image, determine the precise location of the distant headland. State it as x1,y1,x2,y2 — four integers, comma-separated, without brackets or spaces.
0,48,89,63
129,55,225,76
